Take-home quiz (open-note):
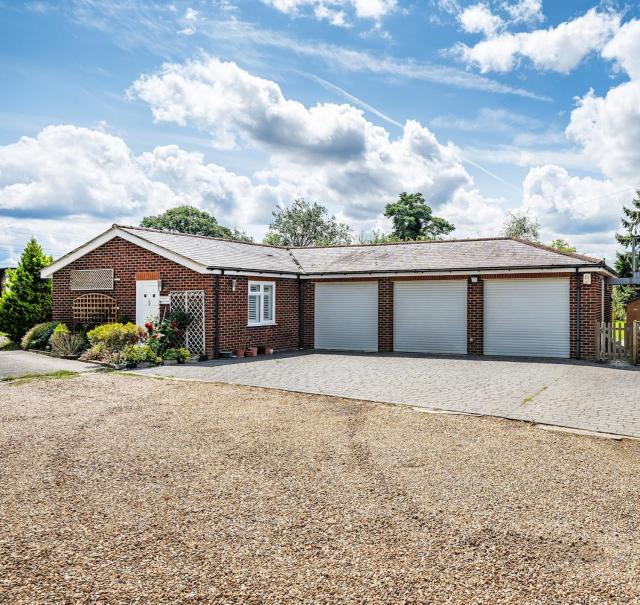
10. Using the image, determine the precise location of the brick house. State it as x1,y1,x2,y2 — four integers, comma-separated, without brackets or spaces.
42,224,615,360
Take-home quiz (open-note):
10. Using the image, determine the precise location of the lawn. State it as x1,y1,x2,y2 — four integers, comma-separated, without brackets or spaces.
1,372,639,603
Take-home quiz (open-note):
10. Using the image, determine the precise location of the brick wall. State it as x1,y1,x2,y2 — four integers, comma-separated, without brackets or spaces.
217,275,300,353
52,237,216,357
467,278,483,355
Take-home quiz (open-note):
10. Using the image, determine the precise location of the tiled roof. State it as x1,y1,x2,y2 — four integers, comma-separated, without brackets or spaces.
290,238,604,274
119,226,301,274
44,225,605,277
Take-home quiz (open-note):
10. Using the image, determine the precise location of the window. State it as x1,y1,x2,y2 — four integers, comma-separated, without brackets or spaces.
248,281,275,326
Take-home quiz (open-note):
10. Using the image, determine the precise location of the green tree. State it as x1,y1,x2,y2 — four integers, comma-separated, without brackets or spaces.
613,189,640,309
141,205,252,241
383,192,454,241
502,210,540,241
0,238,52,341
263,198,351,247
549,239,577,253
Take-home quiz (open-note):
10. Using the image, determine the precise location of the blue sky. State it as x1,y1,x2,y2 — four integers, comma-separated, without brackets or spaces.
1,0,639,265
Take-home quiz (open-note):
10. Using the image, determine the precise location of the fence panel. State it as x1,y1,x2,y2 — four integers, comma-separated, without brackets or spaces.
169,290,205,356
596,321,638,364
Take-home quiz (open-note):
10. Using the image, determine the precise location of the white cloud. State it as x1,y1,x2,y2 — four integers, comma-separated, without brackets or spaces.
602,18,640,80
501,0,543,25
0,125,283,231
128,56,505,230
458,3,504,36
260,0,396,24
455,8,620,73
566,82,640,182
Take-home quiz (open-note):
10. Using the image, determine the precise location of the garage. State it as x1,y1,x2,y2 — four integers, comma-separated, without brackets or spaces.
314,282,378,351
393,280,467,354
484,278,570,358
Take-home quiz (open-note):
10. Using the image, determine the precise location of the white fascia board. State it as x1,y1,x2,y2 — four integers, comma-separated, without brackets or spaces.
41,227,211,278
219,269,298,279
302,267,610,279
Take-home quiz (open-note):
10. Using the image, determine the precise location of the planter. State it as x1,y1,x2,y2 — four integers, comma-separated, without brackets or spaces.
163,359,178,366
136,361,154,369
219,350,233,359
264,347,274,355
112,363,127,371
245,347,258,357
233,348,245,358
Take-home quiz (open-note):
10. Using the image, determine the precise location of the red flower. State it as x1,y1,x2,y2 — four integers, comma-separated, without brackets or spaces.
145,322,153,332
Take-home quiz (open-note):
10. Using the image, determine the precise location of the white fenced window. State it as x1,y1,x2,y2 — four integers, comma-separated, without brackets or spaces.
248,281,275,326
70,269,114,291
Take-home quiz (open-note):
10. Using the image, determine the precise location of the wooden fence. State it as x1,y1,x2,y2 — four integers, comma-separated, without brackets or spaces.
595,321,639,363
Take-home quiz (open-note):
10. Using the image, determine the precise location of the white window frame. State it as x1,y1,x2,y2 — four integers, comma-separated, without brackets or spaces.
248,281,276,326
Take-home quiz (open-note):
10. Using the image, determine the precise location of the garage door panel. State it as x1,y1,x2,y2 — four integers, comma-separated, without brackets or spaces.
394,281,467,354
314,283,378,351
484,279,570,358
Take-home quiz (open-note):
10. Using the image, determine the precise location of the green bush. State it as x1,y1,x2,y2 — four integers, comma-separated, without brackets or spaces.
177,348,191,362
21,321,60,350
52,323,70,335
87,322,144,351
49,331,87,357
162,348,180,360
122,344,159,364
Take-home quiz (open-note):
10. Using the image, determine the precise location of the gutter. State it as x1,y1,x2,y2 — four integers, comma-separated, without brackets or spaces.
575,268,581,359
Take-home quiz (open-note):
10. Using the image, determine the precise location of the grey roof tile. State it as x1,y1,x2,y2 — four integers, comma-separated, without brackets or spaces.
119,227,605,275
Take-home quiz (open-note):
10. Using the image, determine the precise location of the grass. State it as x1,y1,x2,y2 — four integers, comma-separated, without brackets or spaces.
1,370,79,385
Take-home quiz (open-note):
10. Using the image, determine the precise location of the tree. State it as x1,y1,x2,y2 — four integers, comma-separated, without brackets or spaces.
0,238,52,341
383,192,454,241
549,239,576,253
263,198,351,247
613,189,640,309
502,210,540,241
141,205,252,241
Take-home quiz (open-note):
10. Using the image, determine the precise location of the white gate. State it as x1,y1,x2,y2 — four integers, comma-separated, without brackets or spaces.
169,290,206,356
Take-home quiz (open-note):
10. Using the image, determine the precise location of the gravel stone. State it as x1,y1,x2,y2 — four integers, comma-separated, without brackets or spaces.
1,372,639,604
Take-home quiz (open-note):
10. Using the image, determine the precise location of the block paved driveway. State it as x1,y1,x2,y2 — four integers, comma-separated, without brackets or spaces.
138,352,640,438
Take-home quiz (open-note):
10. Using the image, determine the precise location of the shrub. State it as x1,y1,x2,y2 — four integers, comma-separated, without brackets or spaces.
21,321,60,350
162,348,180,360
122,344,159,364
80,343,107,361
177,348,191,363
49,331,87,357
87,322,144,351
52,323,69,335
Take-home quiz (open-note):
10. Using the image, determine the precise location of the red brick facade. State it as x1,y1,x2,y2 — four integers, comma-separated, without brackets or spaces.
51,237,612,360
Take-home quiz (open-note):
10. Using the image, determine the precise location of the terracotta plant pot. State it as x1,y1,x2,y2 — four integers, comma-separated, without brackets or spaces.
245,347,258,357
233,348,245,358
264,347,274,355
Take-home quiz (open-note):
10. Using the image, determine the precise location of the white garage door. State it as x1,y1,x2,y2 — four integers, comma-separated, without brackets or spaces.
484,279,570,358
394,281,467,354
314,282,378,351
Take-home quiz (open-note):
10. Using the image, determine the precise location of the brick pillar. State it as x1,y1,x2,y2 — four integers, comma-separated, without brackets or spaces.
378,278,393,352
467,278,483,355
302,281,315,349
578,273,605,360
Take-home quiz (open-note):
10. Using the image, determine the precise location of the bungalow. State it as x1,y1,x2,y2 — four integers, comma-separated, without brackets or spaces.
41,224,615,360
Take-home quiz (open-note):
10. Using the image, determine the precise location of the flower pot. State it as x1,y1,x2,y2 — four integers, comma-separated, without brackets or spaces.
136,361,153,369
233,348,245,358
163,359,178,366
245,347,258,357
264,347,274,355
219,350,233,359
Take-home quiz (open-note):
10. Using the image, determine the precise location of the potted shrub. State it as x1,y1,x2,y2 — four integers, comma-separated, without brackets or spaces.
177,348,192,363
162,348,180,365
245,344,258,357
122,344,159,369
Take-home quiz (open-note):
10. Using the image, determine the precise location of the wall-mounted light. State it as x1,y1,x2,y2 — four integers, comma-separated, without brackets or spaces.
470,276,479,283
232,279,237,292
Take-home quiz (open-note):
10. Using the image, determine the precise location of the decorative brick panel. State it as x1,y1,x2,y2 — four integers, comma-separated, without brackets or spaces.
378,278,393,352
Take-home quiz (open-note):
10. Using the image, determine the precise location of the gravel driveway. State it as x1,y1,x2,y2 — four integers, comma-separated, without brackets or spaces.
1,372,639,603
139,352,640,438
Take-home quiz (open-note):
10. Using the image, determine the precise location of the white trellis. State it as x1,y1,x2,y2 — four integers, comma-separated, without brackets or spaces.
169,290,205,356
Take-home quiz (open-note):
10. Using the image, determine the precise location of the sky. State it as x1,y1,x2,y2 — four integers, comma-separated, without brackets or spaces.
1,0,639,266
